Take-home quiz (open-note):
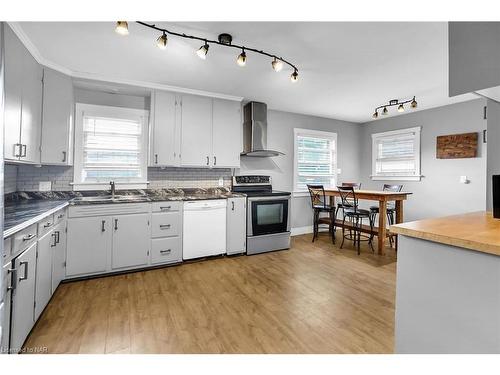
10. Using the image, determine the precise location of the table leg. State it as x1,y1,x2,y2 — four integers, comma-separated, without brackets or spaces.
378,199,387,255
395,200,404,251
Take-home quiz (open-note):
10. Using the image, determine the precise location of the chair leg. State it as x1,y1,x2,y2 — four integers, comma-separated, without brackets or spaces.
340,214,346,249
357,217,361,255
312,210,317,242
330,210,335,244
369,215,375,253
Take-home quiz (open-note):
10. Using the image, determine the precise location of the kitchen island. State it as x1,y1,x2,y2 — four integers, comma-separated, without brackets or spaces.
390,211,500,353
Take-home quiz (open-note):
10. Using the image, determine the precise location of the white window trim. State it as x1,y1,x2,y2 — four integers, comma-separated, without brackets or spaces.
293,128,338,196
73,103,150,191
371,126,422,181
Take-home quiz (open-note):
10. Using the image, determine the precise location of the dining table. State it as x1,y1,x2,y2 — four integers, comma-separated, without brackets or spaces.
323,188,413,255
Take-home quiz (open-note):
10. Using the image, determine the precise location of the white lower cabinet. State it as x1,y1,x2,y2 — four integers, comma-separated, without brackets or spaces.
51,222,66,293
66,216,112,277
111,213,150,269
10,242,37,351
34,231,55,320
226,197,247,255
151,237,182,265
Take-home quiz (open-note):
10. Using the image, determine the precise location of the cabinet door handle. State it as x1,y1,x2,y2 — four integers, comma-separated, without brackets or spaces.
159,224,171,229
21,144,27,157
58,214,64,219
232,201,235,211
160,249,171,254
101,220,106,232
214,156,217,166
114,219,118,230
14,143,22,157
44,222,53,228
22,233,36,242
19,261,28,282
155,154,158,164
7,268,17,291
51,233,57,247
55,231,60,244
206,156,209,165
62,151,67,163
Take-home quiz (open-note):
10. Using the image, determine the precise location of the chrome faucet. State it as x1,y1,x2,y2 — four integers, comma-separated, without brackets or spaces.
109,181,116,198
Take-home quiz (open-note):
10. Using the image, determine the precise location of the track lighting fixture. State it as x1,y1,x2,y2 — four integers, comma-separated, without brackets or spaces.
115,21,129,35
156,32,168,50
237,49,247,67
372,96,418,119
272,58,283,72
196,42,209,60
117,22,299,83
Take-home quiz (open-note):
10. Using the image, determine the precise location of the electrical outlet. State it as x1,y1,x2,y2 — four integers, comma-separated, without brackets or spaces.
337,168,342,175
39,181,52,191
218,177,224,187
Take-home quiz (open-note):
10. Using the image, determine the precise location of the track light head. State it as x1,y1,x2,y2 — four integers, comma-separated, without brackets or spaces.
272,58,283,72
382,107,388,115
410,97,418,109
156,32,168,50
237,49,247,67
115,21,129,35
290,70,299,83
373,111,379,119
397,104,405,113
196,42,209,60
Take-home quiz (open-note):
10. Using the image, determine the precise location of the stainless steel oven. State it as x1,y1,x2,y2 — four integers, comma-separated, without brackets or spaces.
232,176,291,255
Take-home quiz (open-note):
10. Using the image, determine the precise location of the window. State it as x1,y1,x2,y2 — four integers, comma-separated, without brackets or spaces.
371,126,421,181
293,128,337,193
73,104,149,190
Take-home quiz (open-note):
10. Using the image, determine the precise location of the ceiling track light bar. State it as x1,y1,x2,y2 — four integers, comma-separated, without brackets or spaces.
372,96,417,119
135,21,299,73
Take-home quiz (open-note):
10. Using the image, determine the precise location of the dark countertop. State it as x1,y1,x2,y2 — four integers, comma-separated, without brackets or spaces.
4,200,69,238
4,188,246,238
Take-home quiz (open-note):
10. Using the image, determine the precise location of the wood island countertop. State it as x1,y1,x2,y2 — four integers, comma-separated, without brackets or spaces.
390,211,500,256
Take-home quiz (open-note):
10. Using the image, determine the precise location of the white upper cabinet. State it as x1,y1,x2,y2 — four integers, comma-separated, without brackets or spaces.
212,99,241,168
3,24,42,164
41,68,74,165
150,90,179,167
180,94,213,167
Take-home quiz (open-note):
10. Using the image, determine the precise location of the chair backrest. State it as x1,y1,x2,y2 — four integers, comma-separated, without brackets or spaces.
337,186,358,211
307,184,327,209
342,182,361,190
383,184,403,192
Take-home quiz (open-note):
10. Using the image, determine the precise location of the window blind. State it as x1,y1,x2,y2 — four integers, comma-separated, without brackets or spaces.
373,129,420,178
295,133,336,191
82,116,144,182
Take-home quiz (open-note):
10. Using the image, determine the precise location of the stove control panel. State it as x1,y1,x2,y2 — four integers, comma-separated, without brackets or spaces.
233,175,271,186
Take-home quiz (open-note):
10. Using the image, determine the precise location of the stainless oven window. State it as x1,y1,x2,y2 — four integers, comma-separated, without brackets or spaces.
250,199,289,236
256,203,283,225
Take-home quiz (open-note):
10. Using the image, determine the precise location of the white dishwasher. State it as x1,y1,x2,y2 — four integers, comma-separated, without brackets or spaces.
183,200,227,260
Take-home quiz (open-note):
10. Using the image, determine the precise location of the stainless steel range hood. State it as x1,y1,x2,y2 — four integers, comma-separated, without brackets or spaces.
241,101,284,157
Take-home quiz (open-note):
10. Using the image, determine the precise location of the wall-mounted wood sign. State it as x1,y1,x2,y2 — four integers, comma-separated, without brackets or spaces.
436,132,478,159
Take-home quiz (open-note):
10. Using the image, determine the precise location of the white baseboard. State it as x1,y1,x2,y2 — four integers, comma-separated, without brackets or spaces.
291,226,313,236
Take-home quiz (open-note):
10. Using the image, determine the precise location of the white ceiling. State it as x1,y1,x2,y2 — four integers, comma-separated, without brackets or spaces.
16,21,476,123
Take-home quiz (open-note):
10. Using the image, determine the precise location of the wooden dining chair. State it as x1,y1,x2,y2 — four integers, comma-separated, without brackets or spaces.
307,184,336,243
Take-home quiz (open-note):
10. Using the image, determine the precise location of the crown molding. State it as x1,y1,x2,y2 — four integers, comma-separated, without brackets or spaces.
7,22,244,102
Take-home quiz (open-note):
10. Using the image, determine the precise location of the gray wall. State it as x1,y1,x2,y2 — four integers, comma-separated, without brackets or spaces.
486,99,500,209
359,99,487,222
449,22,500,96
239,109,361,229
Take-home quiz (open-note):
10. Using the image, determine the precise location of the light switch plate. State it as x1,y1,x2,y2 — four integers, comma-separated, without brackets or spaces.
39,181,52,191
337,168,342,175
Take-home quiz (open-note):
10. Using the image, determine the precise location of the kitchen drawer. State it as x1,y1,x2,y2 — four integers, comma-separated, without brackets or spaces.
151,237,182,265
54,209,67,225
38,214,55,237
69,203,150,218
152,201,182,213
12,224,38,255
151,212,182,238
3,237,12,261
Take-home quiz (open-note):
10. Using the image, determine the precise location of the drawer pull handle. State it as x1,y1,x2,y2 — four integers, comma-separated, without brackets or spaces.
22,234,36,241
160,206,172,210
160,224,171,229
160,249,171,254
44,222,53,228
58,214,64,219
19,261,29,281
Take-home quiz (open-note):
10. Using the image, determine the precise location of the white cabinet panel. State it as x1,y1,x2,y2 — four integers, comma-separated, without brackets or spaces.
41,68,74,165
111,213,150,269
151,90,179,166
66,216,112,276
51,223,66,293
34,232,54,320
180,95,212,167
227,197,247,255
10,242,37,351
212,99,241,168
4,25,24,161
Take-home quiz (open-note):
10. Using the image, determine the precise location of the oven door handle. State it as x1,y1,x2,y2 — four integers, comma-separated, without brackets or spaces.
247,195,291,202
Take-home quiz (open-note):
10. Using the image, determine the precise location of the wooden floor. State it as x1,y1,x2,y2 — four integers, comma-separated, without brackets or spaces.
23,233,398,354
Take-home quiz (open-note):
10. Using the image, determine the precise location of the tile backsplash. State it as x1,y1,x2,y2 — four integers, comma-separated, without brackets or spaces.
8,164,232,192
